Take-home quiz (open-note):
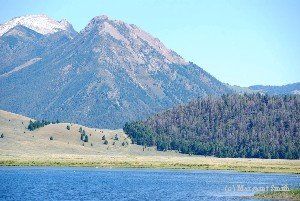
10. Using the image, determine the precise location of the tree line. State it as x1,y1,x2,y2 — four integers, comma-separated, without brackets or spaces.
28,119,59,131
124,93,300,159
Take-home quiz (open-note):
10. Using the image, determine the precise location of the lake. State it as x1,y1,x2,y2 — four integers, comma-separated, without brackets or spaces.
0,167,299,200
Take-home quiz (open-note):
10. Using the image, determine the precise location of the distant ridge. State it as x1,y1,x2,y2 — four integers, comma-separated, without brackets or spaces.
249,82,300,95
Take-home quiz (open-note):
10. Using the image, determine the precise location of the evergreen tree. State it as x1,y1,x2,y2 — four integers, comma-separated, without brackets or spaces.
83,134,88,142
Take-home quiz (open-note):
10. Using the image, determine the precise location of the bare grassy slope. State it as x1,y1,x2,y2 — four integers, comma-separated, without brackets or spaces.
0,109,176,157
0,109,299,174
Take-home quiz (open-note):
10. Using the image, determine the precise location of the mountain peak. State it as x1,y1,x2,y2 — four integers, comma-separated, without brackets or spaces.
81,15,187,65
95,15,110,21
0,14,75,36
82,15,113,32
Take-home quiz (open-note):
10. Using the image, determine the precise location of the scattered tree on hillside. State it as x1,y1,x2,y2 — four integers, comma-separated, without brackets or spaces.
79,128,89,143
66,125,70,130
114,134,119,140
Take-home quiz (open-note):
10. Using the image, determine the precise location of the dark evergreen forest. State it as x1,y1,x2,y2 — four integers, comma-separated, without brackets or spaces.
124,94,300,159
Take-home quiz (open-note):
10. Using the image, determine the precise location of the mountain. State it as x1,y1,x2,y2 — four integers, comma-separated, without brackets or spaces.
249,82,300,95
0,14,231,129
0,15,77,75
124,93,300,159
0,14,75,36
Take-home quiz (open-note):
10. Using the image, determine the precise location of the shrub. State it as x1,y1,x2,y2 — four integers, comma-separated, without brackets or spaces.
102,135,106,140
0,133,4,138
49,136,53,140
104,140,108,145
114,134,119,140
67,125,70,130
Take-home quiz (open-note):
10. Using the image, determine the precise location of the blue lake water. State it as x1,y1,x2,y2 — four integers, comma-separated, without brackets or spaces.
0,167,299,201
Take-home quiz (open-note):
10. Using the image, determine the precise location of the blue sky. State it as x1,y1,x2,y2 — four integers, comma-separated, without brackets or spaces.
0,0,299,87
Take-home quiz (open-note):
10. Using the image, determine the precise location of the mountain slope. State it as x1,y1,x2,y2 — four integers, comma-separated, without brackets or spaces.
0,25,44,74
124,94,300,159
0,15,231,129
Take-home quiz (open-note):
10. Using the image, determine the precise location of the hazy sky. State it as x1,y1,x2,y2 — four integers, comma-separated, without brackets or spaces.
1,0,299,87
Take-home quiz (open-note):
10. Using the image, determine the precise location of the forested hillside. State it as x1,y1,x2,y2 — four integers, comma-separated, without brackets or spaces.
124,94,300,159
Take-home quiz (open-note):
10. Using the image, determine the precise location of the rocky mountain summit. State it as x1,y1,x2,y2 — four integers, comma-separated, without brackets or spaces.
0,14,231,128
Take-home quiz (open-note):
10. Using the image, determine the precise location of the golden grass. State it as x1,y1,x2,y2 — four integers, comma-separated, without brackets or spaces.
0,154,299,174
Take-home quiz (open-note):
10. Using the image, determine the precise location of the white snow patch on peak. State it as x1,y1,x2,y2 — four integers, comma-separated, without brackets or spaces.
0,14,72,36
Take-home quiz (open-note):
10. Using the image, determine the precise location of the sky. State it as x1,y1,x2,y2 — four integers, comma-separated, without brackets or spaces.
0,0,299,87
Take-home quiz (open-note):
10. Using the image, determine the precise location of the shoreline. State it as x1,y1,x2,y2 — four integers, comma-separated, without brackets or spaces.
254,189,300,200
1,155,299,174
